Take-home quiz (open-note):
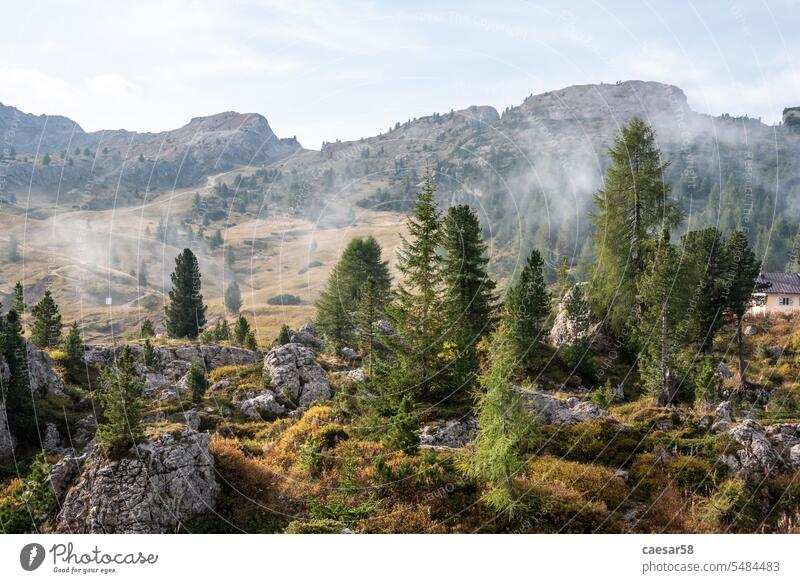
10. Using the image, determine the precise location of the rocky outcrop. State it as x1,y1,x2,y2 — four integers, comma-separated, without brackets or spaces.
721,419,785,478
27,342,66,396
549,285,589,346
288,324,326,351
84,344,258,381
0,396,14,460
238,392,287,420
420,418,477,448
515,387,609,426
263,343,331,407
56,429,219,533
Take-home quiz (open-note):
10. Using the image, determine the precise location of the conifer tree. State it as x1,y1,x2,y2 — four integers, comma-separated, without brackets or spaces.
62,321,84,366
1,309,35,442
636,232,690,405
30,290,62,348
140,319,155,338
186,360,209,404
275,324,291,346
680,227,729,354
589,118,682,338
723,230,768,391
441,204,496,384
165,249,207,339
382,394,420,453
12,281,25,315
140,338,159,370
503,249,550,362
233,314,251,347
461,321,537,517
355,277,382,375
96,346,144,450
244,331,258,351
387,171,447,397
224,280,242,314
315,236,391,349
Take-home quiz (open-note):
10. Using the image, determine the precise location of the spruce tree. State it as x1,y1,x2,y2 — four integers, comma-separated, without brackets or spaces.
723,231,767,391
244,331,258,351
224,280,242,314
315,236,391,349
30,290,62,348
387,171,447,397
233,315,251,347
503,249,550,362
441,204,496,385
461,321,537,518
589,118,682,338
275,324,291,346
165,248,207,339
355,278,382,375
140,338,159,370
1,309,35,442
382,394,420,453
636,231,690,405
96,346,144,450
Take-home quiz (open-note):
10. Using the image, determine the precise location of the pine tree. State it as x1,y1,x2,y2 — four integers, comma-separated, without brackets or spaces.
461,321,537,518
208,229,223,250
680,228,729,354
140,319,155,338
441,204,497,385
233,314,251,347
30,290,62,348
138,259,148,286
589,118,682,338
7,236,20,263
140,338,159,370
165,248,207,339
387,171,447,397
382,394,420,453
636,231,690,405
503,249,550,362
224,280,242,314
243,331,258,352
224,245,236,267
12,281,25,315
315,236,391,349
62,322,84,366
275,324,291,346
96,346,144,450
723,230,768,391
186,361,209,404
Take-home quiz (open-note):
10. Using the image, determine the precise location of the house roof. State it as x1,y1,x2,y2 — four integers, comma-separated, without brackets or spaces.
757,272,800,294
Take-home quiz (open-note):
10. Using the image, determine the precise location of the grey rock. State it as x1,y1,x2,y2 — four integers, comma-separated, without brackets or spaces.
765,423,800,449
0,392,15,460
184,409,201,431
27,342,66,396
71,415,97,451
346,368,368,383
238,391,287,420
142,372,171,395
289,323,326,350
264,343,331,407
56,429,219,533
718,361,733,380
549,285,590,346
340,347,358,360
419,418,477,449
373,319,396,336
698,415,713,431
743,325,758,337
711,420,732,434
766,345,785,359
43,422,60,452
790,444,800,470
715,401,735,423
49,450,91,500
721,419,785,478
515,387,609,426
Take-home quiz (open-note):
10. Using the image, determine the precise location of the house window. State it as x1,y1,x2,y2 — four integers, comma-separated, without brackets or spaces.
779,297,794,306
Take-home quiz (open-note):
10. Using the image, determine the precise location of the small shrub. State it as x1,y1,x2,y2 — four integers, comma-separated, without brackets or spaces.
267,294,302,306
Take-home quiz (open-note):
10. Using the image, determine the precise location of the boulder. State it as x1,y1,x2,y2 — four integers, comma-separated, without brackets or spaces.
743,325,758,337
373,319,396,336
42,422,60,452
238,391,287,420
71,415,97,451
718,361,733,380
49,450,91,500
0,395,15,460
790,444,800,470
27,342,65,396
346,368,368,383
289,324,326,350
184,409,201,431
715,401,735,423
765,423,800,449
340,347,358,360
766,345,785,359
515,387,609,426
56,429,219,533
549,285,590,346
721,419,785,478
419,418,477,448
264,343,331,407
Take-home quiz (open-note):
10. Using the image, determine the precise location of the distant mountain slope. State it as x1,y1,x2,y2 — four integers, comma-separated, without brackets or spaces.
0,103,303,207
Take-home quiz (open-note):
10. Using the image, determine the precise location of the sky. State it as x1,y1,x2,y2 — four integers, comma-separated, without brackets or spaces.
2,0,799,149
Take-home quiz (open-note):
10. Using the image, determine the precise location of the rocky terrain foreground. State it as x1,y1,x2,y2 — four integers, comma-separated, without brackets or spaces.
2,319,800,534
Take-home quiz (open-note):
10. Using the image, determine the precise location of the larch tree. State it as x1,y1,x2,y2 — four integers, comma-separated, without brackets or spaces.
165,248,207,339
589,118,682,339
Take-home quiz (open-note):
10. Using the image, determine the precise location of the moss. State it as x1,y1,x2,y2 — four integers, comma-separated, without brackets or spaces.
284,518,346,533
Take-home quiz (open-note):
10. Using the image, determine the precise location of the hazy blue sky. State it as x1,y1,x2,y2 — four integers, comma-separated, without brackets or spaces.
2,0,799,147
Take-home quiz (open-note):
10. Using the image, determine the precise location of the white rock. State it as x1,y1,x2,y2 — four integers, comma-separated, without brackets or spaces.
238,391,287,420
264,343,331,407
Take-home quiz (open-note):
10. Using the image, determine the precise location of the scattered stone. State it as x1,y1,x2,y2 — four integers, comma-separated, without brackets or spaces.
346,368,368,383
515,387,609,426
715,401,735,423
765,423,800,449
340,347,358,360
698,415,713,431
238,392,287,420
43,423,60,452
743,325,758,337
289,323,326,350
718,361,733,380
419,418,477,448
766,345,785,359
57,429,219,533
721,419,785,478
184,409,201,431
373,319,395,336
264,343,331,407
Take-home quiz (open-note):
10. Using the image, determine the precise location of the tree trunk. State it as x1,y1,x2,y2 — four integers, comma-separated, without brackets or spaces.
655,311,675,406
736,315,747,391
